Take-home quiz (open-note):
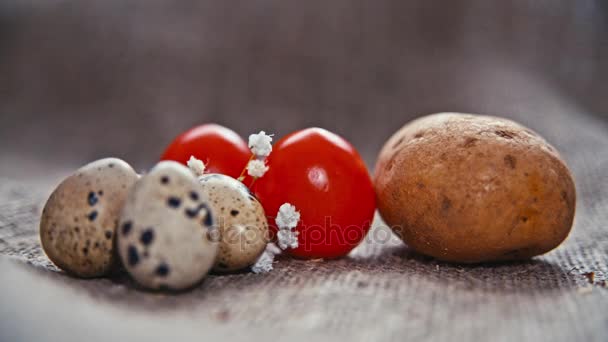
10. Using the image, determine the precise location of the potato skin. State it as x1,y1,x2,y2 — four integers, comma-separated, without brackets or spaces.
374,113,576,263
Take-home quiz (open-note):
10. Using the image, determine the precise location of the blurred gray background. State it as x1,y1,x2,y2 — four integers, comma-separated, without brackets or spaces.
1,0,607,174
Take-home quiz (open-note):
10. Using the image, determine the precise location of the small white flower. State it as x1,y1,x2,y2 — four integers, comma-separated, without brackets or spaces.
277,229,299,250
251,249,274,273
248,131,273,158
276,203,300,230
251,243,280,273
187,156,206,177
247,159,269,178
265,242,282,255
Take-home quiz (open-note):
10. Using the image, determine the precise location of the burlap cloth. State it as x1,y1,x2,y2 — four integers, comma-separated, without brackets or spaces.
1,107,607,341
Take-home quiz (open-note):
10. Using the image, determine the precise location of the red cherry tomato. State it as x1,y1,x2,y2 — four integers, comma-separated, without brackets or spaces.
161,124,250,178
253,127,376,259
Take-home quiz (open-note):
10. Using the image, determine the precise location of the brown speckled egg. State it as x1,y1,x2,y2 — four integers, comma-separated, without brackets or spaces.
118,161,219,290
198,174,269,272
40,158,139,277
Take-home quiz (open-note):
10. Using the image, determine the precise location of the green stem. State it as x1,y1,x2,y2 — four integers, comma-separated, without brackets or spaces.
237,154,254,181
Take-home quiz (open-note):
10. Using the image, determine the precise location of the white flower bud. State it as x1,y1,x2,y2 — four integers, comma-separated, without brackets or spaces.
277,229,299,250
247,159,269,178
187,156,206,177
276,203,300,230
251,246,276,273
248,131,273,158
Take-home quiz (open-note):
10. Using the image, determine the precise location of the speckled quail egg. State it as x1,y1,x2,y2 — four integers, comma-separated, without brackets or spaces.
40,158,139,277
118,161,219,290
198,174,269,272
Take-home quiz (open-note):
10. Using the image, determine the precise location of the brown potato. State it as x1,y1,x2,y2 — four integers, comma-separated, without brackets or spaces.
374,113,576,263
